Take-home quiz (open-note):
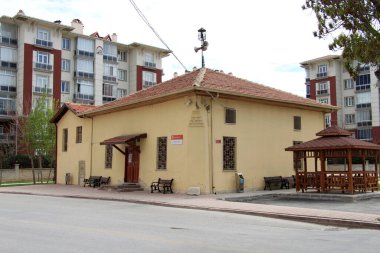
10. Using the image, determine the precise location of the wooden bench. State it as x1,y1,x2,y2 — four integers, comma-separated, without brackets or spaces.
282,176,296,189
150,178,174,194
83,176,102,188
100,176,111,186
264,176,286,190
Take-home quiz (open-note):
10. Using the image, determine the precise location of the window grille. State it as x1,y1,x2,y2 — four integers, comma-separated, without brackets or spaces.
223,137,236,170
157,137,167,170
105,144,113,168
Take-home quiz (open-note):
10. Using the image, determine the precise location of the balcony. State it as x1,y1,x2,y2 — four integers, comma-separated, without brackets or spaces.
357,121,372,127
359,65,370,73
1,61,17,69
316,89,329,96
144,61,156,69
76,50,94,58
75,71,94,79
0,85,16,93
102,96,116,102
356,103,371,109
73,93,94,103
35,38,53,48
0,36,17,46
34,62,53,72
143,80,156,88
316,72,327,78
0,133,16,143
33,86,53,94
103,75,117,83
103,55,118,62
355,84,371,91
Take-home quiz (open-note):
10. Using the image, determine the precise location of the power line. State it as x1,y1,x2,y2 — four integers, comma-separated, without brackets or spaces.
129,0,188,71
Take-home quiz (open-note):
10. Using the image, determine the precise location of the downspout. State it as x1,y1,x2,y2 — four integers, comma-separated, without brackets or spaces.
208,98,215,194
90,117,94,177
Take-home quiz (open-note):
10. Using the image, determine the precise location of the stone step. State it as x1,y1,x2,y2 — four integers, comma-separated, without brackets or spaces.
99,183,144,192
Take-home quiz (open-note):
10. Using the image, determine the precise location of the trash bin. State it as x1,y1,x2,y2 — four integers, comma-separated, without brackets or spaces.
65,173,71,185
235,172,244,193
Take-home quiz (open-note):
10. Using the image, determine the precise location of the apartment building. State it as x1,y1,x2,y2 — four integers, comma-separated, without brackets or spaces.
0,10,170,155
301,55,379,143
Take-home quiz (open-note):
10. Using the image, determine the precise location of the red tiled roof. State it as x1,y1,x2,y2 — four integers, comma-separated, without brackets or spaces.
83,68,336,116
286,126,380,151
50,103,96,123
316,125,352,137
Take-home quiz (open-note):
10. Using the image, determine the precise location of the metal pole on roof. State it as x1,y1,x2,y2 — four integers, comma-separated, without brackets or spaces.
194,28,208,68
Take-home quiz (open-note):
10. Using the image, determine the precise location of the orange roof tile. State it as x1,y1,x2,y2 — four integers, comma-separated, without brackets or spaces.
83,68,336,116
50,103,96,123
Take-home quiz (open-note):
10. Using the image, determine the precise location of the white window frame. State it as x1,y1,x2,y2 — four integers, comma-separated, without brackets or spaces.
318,98,329,104
344,114,355,125
62,37,71,50
62,59,70,72
37,28,49,41
344,96,355,107
37,51,49,64
344,79,354,89
318,64,327,74
118,69,127,81
61,81,70,94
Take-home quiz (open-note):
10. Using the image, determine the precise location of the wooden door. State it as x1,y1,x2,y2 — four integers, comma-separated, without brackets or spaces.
124,146,140,183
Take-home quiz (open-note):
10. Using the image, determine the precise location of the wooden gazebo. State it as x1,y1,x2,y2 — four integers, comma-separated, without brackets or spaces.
285,126,379,194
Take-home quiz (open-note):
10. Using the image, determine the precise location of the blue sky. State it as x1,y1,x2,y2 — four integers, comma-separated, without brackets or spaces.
2,0,336,96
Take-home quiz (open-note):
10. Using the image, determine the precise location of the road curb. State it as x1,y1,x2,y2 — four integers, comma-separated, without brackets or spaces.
2,191,380,230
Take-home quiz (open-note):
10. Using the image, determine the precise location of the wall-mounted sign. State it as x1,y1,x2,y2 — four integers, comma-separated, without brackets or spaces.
171,135,183,145
215,139,221,144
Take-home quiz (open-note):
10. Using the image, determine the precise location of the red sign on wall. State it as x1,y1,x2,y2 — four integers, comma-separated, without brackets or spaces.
171,135,183,145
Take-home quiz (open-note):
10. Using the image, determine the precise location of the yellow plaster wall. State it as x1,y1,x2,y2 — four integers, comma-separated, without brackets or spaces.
56,111,92,185
90,96,211,193
210,98,325,193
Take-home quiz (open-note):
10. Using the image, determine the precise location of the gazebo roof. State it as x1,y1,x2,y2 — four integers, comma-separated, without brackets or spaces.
285,126,380,151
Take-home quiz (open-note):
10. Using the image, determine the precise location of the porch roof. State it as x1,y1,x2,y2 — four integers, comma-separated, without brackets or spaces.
100,133,147,145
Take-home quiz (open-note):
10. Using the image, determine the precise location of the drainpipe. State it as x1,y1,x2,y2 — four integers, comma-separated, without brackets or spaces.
89,117,94,177
207,98,215,194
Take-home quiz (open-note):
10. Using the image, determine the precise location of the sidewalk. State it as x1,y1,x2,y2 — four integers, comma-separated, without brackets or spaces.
0,184,379,230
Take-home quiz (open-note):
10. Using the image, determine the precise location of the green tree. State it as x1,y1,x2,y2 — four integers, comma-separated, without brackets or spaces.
303,0,380,78
22,95,56,184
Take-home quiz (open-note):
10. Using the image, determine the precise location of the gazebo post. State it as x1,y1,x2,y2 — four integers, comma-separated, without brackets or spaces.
320,151,326,192
347,149,354,194
362,154,367,192
295,151,300,192
375,156,379,192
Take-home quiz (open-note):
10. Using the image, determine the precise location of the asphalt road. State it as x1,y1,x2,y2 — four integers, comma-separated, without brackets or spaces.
0,194,379,253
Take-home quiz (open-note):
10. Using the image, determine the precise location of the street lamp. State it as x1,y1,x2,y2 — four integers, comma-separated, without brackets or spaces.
194,27,208,68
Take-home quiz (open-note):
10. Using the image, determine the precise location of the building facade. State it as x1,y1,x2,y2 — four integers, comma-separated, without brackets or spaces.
301,55,379,143
52,68,335,193
0,10,170,156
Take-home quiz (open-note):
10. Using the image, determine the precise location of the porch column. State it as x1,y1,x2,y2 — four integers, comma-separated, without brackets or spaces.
347,149,354,194
295,151,300,192
320,151,325,192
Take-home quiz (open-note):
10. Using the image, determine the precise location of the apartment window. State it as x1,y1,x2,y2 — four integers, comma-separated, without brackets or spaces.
62,128,68,152
223,137,236,170
32,97,50,111
0,23,17,41
37,28,49,41
356,74,371,91
118,69,127,81
77,37,95,56
61,59,70,72
344,79,354,89
317,64,327,77
344,96,355,107
225,108,236,124
345,114,355,125
316,82,329,95
117,50,127,61
37,51,49,64
0,70,17,90
103,43,117,57
35,75,51,94
117,88,127,98
102,83,115,97
144,52,154,63
61,81,70,94
62,38,71,50
0,47,17,62
318,98,329,104
76,79,94,98
294,116,301,130
356,110,372,124
76,126,82,143
357,128,372,141
104,63,117,77
105,144,113,168
356,92,371,108
76,59,94,74
325,114,331,128
157,137,167,170
143,71,156,87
